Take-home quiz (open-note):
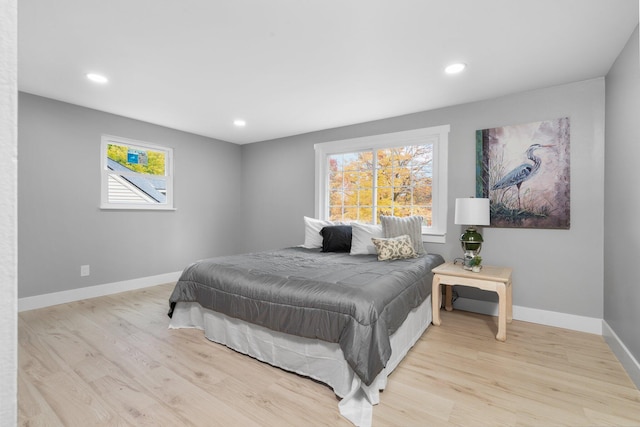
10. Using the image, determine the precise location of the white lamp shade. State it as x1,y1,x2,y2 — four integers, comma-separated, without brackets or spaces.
454,198,490,226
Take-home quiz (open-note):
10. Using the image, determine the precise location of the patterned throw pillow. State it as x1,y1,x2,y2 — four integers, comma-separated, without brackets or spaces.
371,235,418,261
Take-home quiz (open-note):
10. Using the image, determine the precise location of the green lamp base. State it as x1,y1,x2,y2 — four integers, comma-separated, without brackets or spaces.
460,226,483,270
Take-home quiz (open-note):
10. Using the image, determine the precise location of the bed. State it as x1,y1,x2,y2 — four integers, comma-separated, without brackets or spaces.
168,246,444,426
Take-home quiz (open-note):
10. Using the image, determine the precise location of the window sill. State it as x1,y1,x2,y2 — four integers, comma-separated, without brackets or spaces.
100,205,177,211
423,233,446,244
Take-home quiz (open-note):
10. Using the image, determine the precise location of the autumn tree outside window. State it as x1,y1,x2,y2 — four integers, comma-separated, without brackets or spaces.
315,126,449,243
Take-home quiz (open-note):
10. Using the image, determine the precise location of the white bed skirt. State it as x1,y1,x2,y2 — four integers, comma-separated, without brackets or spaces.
169,295,432,427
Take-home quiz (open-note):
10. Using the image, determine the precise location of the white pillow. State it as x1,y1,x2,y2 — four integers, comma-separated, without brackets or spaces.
301,216,341,249
350,223,383,255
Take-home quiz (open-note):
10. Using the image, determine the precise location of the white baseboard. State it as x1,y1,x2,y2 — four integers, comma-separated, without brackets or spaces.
18,271,182,312
602,320,640,389
453,297,603,335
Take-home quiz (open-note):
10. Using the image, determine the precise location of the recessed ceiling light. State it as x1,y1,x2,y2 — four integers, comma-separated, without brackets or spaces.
86,73,108,84
445,63,466,74
233,119,246,127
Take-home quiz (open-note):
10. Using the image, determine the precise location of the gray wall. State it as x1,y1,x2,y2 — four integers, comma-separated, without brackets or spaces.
604,26,640,362
241,78,606,319
17,69,611,321
18,93,243,298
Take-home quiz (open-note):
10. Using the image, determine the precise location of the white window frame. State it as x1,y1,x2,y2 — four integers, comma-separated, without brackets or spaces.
100,134,175,210
314,125,449,243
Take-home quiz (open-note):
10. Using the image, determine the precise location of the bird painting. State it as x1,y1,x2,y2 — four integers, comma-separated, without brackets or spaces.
491,143,552,209
476,117,570,229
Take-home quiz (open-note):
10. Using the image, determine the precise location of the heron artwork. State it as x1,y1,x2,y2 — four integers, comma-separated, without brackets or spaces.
476,117,570,229
492,143,552,209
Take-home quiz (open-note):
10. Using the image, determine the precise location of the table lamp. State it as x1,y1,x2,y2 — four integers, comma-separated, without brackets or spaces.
454,198,490,270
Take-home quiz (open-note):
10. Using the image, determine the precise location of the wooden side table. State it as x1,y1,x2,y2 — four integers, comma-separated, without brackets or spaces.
431,262,513,341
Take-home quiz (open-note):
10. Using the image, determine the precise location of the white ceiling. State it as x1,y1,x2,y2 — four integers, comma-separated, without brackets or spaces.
18,0,639,145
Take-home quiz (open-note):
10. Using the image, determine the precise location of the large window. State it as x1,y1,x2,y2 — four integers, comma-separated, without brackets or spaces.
100,135,174,210
315,126,449,243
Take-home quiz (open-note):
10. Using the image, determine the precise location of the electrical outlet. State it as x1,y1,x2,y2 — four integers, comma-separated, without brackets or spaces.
80,265,90,277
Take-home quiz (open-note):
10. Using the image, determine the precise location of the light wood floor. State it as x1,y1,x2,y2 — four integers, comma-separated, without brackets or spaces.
19,283,640,426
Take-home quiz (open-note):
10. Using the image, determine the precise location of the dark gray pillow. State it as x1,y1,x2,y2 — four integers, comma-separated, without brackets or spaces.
320,225,353,253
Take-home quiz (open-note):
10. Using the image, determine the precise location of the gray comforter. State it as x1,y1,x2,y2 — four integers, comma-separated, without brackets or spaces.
168,247,444,385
